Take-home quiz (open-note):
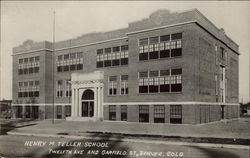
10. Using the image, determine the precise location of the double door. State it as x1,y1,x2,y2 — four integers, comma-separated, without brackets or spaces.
82,101,94,117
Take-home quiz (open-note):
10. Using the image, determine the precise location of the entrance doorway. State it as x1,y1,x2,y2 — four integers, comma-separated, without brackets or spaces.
81,89,94,117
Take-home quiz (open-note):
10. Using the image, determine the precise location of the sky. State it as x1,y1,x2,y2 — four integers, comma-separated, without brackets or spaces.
1,1,249,103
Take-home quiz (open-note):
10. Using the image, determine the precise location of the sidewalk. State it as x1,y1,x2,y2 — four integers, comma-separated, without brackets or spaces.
5,117,250,147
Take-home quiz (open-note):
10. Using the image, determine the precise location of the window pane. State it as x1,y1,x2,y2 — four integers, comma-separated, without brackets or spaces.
64,54,69,60
139,38,148,46
139,72,148,78
70,53,76,59
77,52,83,58
149,71,159,77
24,58,28,63
160,35,170,42
112,46,120,52
149,36,159,44
105,48,111,53
35,56,40,61
121,75,128,80
57,55,63,61
19,59,23,64
160,70,170,76
171,33,182,40
121,45,128,51
109,76,117,81
171,68,182,75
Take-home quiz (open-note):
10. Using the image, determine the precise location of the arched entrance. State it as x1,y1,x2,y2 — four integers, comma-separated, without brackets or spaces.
82,89,94,117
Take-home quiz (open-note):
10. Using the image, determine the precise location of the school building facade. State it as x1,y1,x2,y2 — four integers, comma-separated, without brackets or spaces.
12,9,239,124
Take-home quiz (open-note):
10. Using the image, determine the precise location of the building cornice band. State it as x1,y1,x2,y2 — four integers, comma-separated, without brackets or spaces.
12,102,239,106
12,49,53,56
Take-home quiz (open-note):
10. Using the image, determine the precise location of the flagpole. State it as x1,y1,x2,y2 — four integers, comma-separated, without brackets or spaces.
52,10,55,124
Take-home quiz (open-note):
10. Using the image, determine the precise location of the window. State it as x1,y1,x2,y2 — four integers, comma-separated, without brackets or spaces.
35,56,40,62
57,55,63,61
215,44,218,65
57,53,83,72
34,91,39,97
77,52,83,58
64,54,69,60
139,38,148,46
70,53,76,59
16,106,23,118
65,105,71,117
112,47,120,66
171,68,182,92
70,64,76,71
121,45,128,51
138,68,181,94
96,49,104,68
76,63,83,70
29,57,34,62
18,92,23,98
23,92,28,97
160,36,170,58
23,68,28,74
57,80,63,97
170,33,182,57
97,45,128,68
139,33,182,61
121,50,128,65
65,80,71,97
220,47,225,59
120,75,128,95
149,37,159,59
121,105,127,121
139,105,149,122
19,59,23,64
18,69,23,75
34,67,39,73
29,91,34,97
160,35,170,42
149,36,159,44
109,105,116,120
139,45,149,61
64,65,69,71
113,46,120,52
24,58,28,63
18,56,40,75
139,38,149,61
170,105,182,124
35,81,39,86
29,67,34,74
25,106,31,118
154,105,165,123
109,76,117,95
149,71,159,93
104,48,112,67
139,72,149,93
56,105,62,119
160,70,170,92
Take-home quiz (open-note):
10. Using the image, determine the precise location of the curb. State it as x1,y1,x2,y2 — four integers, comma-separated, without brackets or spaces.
7,131,249,150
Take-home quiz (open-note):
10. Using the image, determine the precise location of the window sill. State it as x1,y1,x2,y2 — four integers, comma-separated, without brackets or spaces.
137,92,182,95
97,64,128,69
139,56,182,62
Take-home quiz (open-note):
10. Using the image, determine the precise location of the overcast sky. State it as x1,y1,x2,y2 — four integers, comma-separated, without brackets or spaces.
1,1,249,103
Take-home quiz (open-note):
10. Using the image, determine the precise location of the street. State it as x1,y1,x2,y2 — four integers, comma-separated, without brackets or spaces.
0,135,248,158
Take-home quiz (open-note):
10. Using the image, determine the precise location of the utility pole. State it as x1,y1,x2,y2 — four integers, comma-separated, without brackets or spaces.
52,11,55,124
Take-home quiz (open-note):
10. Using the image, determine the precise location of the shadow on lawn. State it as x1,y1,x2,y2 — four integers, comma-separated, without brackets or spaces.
24,133,130,158
0,119,37,135
190,146,241,158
